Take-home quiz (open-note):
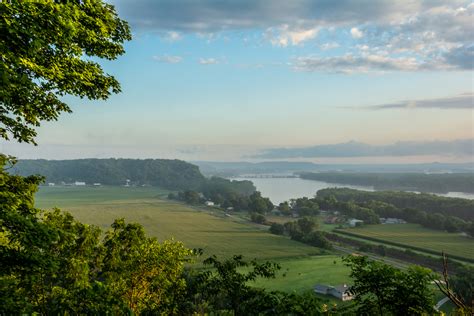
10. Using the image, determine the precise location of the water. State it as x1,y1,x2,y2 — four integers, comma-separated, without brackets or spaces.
232,177,474,204
232,177,374,204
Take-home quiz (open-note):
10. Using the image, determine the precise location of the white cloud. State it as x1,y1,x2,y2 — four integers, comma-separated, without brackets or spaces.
152,55,183,63
199,58,220,65
265,25,319,47
320,42,340,50
293,54,435,74
350,27,363,39
164,31,182,41
115,0,474,72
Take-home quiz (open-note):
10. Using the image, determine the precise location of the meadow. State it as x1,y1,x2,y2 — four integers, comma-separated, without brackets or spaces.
338,224,474,261
35,186,356,295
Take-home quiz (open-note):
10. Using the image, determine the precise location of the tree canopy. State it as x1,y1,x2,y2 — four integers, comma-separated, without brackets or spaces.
0,0,131,143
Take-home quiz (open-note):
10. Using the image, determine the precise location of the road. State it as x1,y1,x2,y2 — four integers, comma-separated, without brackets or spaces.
333,245,408,270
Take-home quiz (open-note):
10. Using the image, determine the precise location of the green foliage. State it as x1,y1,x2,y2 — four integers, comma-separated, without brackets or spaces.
102,219,193,314
13,158,206,190
269,223,285,235
450,265,474,311
183,255,326,315
0,0,131,143
248,191,274,214
317,187,474,222
344,255,437,315
250,212,267,224
304,231,333,249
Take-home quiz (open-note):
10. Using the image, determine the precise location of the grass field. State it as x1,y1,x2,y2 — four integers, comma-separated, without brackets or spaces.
339,224,474,261
35,186,320,261
250,255,350,293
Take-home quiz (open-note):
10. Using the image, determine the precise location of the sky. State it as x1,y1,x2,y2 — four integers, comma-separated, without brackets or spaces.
2,0,473,163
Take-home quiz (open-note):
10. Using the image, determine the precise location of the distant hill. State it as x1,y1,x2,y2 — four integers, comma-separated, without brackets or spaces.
12,159,206,190
193,161,474,177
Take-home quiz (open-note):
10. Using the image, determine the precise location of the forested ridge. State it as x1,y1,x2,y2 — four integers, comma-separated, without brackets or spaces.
300,172,474,193
317,188,474,222
12,159,206,190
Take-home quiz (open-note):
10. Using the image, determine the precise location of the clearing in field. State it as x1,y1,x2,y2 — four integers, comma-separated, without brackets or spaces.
338,224,474,261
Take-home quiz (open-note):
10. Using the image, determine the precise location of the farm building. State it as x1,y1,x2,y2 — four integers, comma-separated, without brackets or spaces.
205,201,215,206
314,284,353,301
348,219,364,227
74,181,86,186
380,217,407,224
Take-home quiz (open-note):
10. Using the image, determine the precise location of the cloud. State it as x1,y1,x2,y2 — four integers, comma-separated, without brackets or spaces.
152,55,183,63
265,25,319,47
112,0,473,72
164,31,182,41
356,93,474,110
320,42,340,50
292,54,424,73
199,58,219,65
253,139,474,158
350,27,363,39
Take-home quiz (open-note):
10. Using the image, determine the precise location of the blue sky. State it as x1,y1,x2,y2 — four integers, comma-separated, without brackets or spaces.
3,0,473,162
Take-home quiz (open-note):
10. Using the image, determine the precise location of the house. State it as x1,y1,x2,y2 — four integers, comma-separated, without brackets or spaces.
74,181,86,186
93,183,101,186
314,284,353,301
205,201,215,206
47,182,55,186
348,218,364,227
380,217,407,224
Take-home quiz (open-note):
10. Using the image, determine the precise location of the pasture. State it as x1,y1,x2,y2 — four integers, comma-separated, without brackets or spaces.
250,255,350,293
339,224,474,261
35,186,320,261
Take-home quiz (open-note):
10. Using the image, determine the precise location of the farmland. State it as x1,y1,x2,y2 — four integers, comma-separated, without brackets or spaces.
338,224,474,261
35,186,320,261
34,186,357,295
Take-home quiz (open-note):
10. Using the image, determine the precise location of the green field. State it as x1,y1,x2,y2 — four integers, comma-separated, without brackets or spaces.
34,186,355,294
250,255,350,293
35,186,320,261
339,224,474,261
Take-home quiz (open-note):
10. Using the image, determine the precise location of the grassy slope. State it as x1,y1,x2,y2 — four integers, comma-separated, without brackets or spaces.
339,224,474,260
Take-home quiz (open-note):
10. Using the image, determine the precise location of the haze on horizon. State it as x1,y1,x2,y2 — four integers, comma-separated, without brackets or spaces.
2,0,473,163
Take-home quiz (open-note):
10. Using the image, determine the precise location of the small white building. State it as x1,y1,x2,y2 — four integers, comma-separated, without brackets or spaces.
348,219,364,227
47,182,55,186
381,217,407,224
314,284,353,301
74,181,86,186
205,201,215,206
93,183,102,186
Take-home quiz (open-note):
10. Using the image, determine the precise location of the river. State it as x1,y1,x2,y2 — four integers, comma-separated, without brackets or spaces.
232,177,474,204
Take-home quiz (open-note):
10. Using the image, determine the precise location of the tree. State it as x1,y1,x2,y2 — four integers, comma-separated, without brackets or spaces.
269,223,285,235
250,212,266,224
0,1,131,143
344,255,436,315
102,219,194,315
185,255,281,315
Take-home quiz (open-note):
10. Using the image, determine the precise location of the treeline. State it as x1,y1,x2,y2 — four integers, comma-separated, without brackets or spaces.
317,187,474,222
269,217,332,250
300,171,474,193
275,191,473,235
168,188,274,215
277,196,380,224
316,190,474,235
12,158,206,190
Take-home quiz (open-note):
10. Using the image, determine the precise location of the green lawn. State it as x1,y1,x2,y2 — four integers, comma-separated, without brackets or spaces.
250,255,351,293
339,224,474,261
35,186,320,261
